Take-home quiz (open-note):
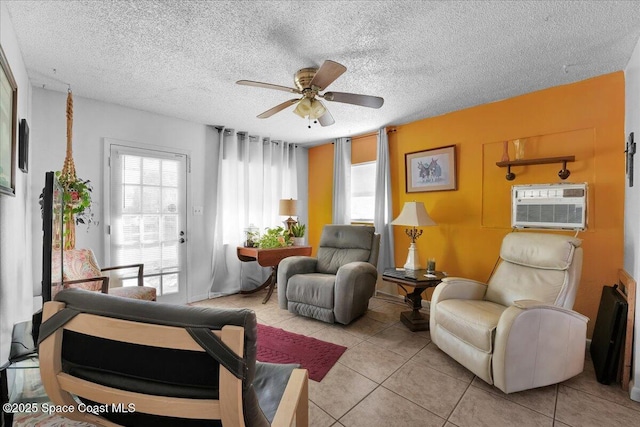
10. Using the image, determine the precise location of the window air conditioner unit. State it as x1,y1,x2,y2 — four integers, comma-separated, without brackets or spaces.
512,183,587,230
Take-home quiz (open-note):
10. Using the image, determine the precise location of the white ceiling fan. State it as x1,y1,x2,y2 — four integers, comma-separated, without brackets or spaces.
237,60,384,127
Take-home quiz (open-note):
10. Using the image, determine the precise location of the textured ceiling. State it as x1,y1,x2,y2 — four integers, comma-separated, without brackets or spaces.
4,1,640,144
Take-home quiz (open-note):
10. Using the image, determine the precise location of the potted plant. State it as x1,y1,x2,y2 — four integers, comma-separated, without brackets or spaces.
58,171,96,229
291,223,306,246
40,171,97,250
257,226,292,248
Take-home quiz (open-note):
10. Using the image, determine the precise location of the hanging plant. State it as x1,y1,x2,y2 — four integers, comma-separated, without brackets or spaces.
57,171,97,229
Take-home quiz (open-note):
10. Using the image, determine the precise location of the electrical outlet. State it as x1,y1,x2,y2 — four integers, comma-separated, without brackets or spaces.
192,206,203,215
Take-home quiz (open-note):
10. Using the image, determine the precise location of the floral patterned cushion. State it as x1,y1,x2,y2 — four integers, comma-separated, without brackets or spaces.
52,248,104,292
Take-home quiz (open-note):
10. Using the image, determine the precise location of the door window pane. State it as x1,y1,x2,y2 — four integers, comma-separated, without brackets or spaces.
142,187,161,213
142,158,161,185
123,156,141,184
162,160,178,187
122,185,141,213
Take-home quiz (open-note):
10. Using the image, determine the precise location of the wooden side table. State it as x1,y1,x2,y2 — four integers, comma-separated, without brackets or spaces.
382,268,446,331
237,245,312,304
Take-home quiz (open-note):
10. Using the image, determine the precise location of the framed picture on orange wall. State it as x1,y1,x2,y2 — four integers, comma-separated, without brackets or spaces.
405,145,457,193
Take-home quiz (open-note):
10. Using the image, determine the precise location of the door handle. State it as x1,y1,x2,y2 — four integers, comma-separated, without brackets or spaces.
179,238,186,244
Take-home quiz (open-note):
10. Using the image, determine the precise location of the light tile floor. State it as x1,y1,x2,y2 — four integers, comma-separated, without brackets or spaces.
193,291,640,427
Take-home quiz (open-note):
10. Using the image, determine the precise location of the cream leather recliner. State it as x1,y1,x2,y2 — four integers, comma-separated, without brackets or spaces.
429,232,588,394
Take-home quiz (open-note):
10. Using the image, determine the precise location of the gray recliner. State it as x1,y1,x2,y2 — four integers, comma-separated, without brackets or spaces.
278,225,380,325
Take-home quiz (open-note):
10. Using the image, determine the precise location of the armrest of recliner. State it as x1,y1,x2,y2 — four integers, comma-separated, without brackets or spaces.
431,277,487,305
492,300,589,393
511,299,590,322
429,277,488,338
277,256,318,309
334,262,378,324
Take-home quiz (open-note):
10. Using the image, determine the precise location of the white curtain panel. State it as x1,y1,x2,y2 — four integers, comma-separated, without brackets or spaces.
374,128,395,274
332,137,352,224
209,130,300,296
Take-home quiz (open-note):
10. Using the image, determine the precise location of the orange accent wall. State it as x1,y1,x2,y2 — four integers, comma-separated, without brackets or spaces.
308,72,625,337
308,143,334,255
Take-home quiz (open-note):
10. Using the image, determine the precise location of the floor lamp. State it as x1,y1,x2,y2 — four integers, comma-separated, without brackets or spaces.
391,201,436,270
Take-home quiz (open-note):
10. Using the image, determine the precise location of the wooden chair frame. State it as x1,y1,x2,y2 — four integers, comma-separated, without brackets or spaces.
54,276,110,294
39,301,309,427
101,263,144,287
55,262,146,295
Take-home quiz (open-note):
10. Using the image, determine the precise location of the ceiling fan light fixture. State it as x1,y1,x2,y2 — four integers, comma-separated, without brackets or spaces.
293,97,326,120
308,99,326,120
293,97,312,118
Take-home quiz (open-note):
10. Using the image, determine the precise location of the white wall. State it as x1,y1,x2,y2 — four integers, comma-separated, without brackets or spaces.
0,3,34,364
624,35,640,402
30,88,215,304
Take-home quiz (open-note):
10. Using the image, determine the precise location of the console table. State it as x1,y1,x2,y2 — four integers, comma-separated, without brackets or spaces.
237,245,312,304
382,268,446,331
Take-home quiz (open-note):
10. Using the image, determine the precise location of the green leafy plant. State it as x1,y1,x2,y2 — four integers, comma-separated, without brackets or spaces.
258,226,291,248
56,171,97,229
291,223,306,238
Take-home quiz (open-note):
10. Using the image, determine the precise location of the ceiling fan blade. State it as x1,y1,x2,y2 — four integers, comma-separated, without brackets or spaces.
257,99,301,118
323,91,384,109
309,60,347,91
317,107,335,127
237,80,301,94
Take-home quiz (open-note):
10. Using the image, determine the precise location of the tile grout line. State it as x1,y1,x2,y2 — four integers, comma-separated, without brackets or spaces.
559,381,640,413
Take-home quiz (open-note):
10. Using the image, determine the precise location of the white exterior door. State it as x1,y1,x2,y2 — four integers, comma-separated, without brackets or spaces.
107,143,188,304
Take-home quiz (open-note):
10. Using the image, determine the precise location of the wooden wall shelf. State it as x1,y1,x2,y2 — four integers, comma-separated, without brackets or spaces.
496,155,575,181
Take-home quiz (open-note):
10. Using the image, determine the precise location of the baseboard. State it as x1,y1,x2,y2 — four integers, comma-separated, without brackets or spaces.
374,290,431,310
374,290,405,304
189,292,211,303
630,379,640,402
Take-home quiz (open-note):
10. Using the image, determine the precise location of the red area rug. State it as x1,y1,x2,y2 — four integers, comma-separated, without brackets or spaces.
256,324,347,382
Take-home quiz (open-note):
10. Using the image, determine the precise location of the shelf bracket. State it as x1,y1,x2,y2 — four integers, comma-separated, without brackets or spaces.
558,161,571,180
506,165,515,181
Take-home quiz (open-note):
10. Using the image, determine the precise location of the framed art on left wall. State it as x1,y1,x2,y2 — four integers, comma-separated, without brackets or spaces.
0,44,17,196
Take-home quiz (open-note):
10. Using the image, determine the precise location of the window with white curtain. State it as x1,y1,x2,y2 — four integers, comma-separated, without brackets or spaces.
351,161,376,223
219,134,298,245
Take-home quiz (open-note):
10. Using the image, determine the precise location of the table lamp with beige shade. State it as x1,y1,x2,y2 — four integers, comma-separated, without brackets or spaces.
279,198,297,232
391,201,436,270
